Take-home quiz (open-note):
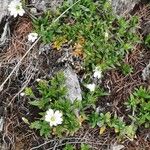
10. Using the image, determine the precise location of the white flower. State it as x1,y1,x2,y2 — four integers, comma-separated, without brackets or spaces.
8,0,25,18
86,83,96,92
28,33,38,42
93,67,102,79
36,78,41,82
45,109,63,127
20,92,25,97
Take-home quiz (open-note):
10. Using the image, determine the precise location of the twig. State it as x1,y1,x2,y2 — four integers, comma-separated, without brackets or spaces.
0,37,40,92
7,73,34,107
46,141,106,150
30,138,83,150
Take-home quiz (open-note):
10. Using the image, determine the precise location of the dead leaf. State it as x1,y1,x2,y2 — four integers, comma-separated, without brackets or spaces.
53,36,67,50
99,126,106,135
72,36,85,57
78,115,86,126
52,127,56,135
73,43,83,57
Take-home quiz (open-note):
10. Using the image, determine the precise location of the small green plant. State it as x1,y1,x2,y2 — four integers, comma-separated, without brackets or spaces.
120,63,133,75
80,144,90,150
125,86,150,128
24,72,106,137
25,72,81,137
89,111,136,139
111,115,136,140
144,34,150,48
89,111,136,140
25,0,144,141
32,0,139,72
89,86,150,140
64,144,74,150
82,87,109,109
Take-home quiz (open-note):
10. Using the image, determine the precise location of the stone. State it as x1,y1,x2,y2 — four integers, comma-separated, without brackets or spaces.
39,43,52,54
142,62,150,81
0,22,10,48
0,0,11,48
0,0,11,23
143,21,150,36
63,65,82,103
30,0,64,12
111,0,140,16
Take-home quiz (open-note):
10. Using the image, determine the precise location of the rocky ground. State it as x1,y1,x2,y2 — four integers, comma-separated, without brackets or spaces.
0,0,150,150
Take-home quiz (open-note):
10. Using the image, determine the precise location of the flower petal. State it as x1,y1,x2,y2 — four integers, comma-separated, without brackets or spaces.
55,110,62,118
56,117,63,124
47,109,54,116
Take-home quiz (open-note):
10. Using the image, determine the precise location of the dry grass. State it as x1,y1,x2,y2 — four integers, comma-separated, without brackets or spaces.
0,17,32,65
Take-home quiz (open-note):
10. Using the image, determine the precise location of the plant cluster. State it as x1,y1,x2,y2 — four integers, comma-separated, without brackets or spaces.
89,111,136,140
89,86,150,140
24,72,106,137
24,72,149,140
25,72,80,137
33,0,139,72
125,86,150,128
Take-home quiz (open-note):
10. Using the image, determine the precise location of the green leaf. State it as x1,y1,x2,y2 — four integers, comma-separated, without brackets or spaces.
30,121,41,130
25,87,34,97
81,144,90,150
63,144,74,150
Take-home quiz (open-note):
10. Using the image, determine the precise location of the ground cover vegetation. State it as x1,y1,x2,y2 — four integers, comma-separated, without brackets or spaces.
0,0,150,149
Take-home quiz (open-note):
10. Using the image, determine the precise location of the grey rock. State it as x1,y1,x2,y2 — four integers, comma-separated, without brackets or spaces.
0,143,7,150
31,0,64,12
142,62,150,81
0,0,11,23
0,22,10,48
32,0,47,11
143,21,150,36
0,0,11,48
64,65,82,103
39,43,52,54
111,0,140,16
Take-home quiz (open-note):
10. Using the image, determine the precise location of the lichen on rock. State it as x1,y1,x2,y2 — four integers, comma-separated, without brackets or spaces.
0,0,11,23
111,0,140,16
63,65,82,103
142,62,150,81
30,0,64,12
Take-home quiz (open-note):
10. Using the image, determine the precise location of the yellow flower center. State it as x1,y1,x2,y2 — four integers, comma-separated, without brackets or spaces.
16,5,21,10
50,116,55,122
